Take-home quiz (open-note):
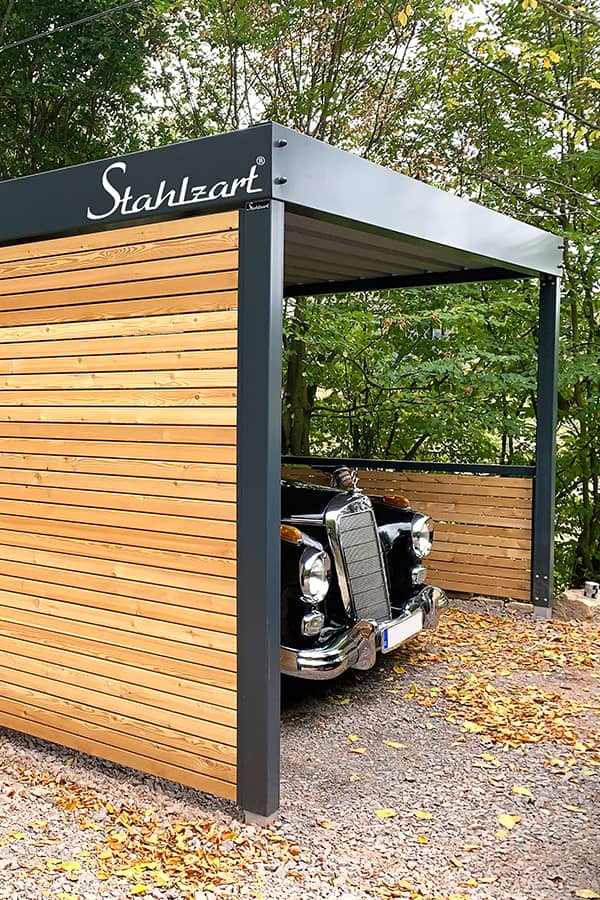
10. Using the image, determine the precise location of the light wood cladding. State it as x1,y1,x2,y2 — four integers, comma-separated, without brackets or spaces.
282,466,533,602
0,212,239,800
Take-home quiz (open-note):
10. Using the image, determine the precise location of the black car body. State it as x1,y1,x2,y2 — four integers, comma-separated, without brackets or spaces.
280,468,447,679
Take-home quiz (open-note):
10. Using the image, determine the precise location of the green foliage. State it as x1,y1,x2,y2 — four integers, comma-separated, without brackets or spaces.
0,0,169,177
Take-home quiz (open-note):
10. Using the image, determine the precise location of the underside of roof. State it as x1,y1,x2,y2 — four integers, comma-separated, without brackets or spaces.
283,211,527,293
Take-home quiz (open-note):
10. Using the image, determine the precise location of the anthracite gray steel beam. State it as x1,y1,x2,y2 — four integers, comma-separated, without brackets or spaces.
531,275,560,617
271,124,562,278
237,200,284,821
0,126,273,246
284,267,529,297
283,456,535,478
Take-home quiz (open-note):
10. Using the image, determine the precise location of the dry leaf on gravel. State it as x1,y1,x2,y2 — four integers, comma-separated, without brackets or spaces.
498,813,521,829
511,785,533,797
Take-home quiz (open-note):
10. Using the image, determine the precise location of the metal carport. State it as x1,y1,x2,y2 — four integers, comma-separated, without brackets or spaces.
0,122,561,822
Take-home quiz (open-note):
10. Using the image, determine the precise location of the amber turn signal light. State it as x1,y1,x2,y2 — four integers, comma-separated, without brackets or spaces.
383,495,411,508
280,524,303,543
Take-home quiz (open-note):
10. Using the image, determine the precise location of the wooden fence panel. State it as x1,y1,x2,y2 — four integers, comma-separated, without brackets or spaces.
282,465,532,602
0,212,239,800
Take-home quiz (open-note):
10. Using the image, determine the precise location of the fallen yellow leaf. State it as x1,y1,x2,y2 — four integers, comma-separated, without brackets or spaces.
318,820,332,829
374,808,398,818
495,828,508,839
97,849,113,860
449,856,464,868
561,803,586,813
349,774,360,782
384,740,407,750
131,888,147,896
349,746,368,754
575,891,600,899
413,810,433,820
61,860,82,873
347,734,359,743
416,834,428,844
498,814,521,830
511,785,533,797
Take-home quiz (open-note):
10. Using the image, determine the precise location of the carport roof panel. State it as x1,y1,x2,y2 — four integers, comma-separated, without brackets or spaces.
274,124,562,282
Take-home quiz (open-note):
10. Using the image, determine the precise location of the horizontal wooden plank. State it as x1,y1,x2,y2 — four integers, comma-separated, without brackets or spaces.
0,570,235,635
0,541,236,598
0,348,238,374
0,603,236,677
0,406,237,425
0,387,237,407
0,520,235,574
360,487,532,512
0,589,236,658
0,210,238,264
0,307,237,344
0,368,237,391
0,704,237,799
407,503,530,528
0,462,237,501
0,616,236,691
0,230,239,281
364,471,532,491
0,450,236,486
0,631,235,714
0,286,238,329
282,466,532,494
0,691,235,786
433,524,532,548
429,557,530,581
0,647,235,729
432,571,531,601
432,539,531,561
0,553,235,617
0,422,237,447
0,481,236,524
354,473,533,499
0,250,238,297
0,329,238,362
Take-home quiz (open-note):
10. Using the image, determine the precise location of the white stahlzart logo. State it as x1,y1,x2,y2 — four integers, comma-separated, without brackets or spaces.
86,160,263,221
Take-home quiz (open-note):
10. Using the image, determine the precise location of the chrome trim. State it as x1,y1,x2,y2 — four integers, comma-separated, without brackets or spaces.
280,586,448,680
299,547,331,603
411,514,433,559
281,620,376,680
411,565,427,585
301,609,325,637
325,491,391,619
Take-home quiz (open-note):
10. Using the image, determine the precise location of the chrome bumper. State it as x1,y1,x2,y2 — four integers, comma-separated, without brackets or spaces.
280,585,448,681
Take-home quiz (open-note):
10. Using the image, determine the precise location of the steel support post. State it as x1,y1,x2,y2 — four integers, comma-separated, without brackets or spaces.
532,275,560,618
236,200,284,820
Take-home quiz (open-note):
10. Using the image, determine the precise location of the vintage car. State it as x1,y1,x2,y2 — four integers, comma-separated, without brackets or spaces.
280,467,447,679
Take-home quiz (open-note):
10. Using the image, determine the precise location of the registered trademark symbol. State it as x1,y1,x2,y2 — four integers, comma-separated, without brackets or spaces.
256,156,266,166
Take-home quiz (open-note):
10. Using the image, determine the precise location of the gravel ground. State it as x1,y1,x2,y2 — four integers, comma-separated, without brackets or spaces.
0,598,598,900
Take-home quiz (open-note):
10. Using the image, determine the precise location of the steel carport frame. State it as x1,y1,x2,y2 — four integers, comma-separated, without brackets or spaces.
0,122,562,821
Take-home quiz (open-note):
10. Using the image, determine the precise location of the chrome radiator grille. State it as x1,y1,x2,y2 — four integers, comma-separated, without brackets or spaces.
336,499,391,622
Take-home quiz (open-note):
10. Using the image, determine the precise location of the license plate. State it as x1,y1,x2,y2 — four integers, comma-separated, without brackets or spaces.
382,610,423,652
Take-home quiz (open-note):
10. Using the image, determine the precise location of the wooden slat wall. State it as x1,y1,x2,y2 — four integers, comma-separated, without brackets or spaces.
282,466,533,602
0,211,238,800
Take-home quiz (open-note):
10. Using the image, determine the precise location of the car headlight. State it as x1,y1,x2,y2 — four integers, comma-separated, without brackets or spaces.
411,515,433,558
300,549,331,603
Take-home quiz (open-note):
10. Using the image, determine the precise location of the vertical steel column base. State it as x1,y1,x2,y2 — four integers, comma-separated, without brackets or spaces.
533,605,553,621
244,809,279,826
